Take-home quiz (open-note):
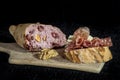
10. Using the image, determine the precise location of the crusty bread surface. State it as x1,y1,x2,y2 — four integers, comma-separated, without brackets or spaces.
64,47,112,63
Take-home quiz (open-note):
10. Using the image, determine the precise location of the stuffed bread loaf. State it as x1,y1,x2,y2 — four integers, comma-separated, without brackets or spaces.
65,27,113,63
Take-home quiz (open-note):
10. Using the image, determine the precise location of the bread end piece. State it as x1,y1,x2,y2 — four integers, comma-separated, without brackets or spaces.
35,49,58,60
64,47,112,63
9,25,16,36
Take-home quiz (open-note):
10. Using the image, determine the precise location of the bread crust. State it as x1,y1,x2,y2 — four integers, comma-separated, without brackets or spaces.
9,23,31,48
64,47,112,63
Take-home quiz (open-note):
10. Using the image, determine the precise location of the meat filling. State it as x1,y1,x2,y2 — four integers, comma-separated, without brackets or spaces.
65,27,113,52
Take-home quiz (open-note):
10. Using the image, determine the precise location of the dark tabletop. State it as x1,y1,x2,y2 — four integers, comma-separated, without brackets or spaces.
0,2,120,80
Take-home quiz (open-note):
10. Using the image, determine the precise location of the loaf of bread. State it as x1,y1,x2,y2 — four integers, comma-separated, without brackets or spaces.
64,47,112,63
64,27,113,63
9,23,66,51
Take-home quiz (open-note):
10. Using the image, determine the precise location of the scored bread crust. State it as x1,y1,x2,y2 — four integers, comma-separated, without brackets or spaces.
64,47,112,63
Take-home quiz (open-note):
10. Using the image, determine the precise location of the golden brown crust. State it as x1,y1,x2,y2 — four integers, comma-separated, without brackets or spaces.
9,23,33,49
34,49,58,60
64,47,112,63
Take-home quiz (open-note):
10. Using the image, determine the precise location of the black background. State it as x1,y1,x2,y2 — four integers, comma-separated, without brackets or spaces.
0,1,120,80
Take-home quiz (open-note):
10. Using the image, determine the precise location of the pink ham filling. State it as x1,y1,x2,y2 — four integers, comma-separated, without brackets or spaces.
25,23,66,51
